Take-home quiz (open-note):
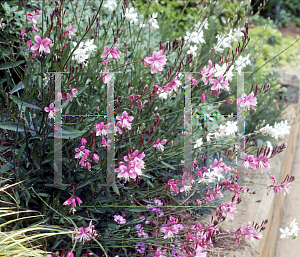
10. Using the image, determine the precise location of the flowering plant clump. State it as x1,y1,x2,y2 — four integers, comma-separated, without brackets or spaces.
0,0,298,256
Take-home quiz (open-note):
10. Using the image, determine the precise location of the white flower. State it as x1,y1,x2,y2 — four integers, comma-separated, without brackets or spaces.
194,138,203,149
187,45,198,56
214,63,234,81
103,0,117,11
214,125,227,138
195,18,209,31
84,39,97,53
280,227,291,239
224,121,237,135
211,169,224,181
200,170,216,184
125,7,138,24
186,31,205,45
158,91,168,99
280,219,299,239
235,54,251,75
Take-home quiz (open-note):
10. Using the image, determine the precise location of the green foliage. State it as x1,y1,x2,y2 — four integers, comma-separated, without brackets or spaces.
248,24,300,68
0,0,296,256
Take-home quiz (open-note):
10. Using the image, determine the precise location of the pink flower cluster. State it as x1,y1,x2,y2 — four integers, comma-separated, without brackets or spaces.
216,201,238,221
267,175,292,196
198,60,230,96
114,214,126,224
158,75,182,97
74,139,99,170
210,158,231,175
63,197,83,214
160,216,185,239
114,150,145,181
236,91,258,111
135,223,149,238
143,50,167,74
226,221,262,244
237,152,270,172
73,221,98,244
146,199,164,217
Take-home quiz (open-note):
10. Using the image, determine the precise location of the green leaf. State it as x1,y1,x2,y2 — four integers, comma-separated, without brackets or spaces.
42,153,54,165
16,143,26,162
61,125,87,139
0,122,36,134
32,147,40,169
112,184,120,196
160,160,176,170
0,60,25,70
0,163,14,174
9,95,42,110
10,81,25,94
61,43,70,68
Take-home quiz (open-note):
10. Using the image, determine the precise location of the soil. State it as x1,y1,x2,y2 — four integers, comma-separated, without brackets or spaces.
278,22,300,39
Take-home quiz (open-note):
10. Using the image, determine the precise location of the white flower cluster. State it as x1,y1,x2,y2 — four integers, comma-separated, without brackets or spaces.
198,168,224,184
71,39,97,66
208,121,237,140
215,27,244,53
214,62,235,81
185,18,209,56
280,219,299,239
234,54,251,75
103,0,117,11
257,120,291,140
140,13,159,29
125,7,139,25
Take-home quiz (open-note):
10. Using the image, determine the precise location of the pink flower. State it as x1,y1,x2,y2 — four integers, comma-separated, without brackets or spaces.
44,103,59,119
237,152,257,169
92,153,99,162
194,245,207,257
102,69,112,84
101,45,121,61
73,221,97,244
201,93,206,102
155,247,167,257
210,75,229,92
153,138,167,151
75,146,88,159
65,23,76,39
79,137,87,146
27,40,32,48
94,122,113,137
185,76,198,85
65,253,74,257
165,179,179,194
31,35,52,54
67,87,78,97
31,27,38,33
27,10,40,27
57,92,62,100
237,91,258,110
144,50,167,74
116,111,134,130
216,201,238,221
65,92,71,100
114,215,126,224
253,154,270,172
102,59,108,67
63,197,82,214
21,30,26,37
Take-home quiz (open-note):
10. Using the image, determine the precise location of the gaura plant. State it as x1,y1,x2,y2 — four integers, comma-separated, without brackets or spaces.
0,0,298,256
